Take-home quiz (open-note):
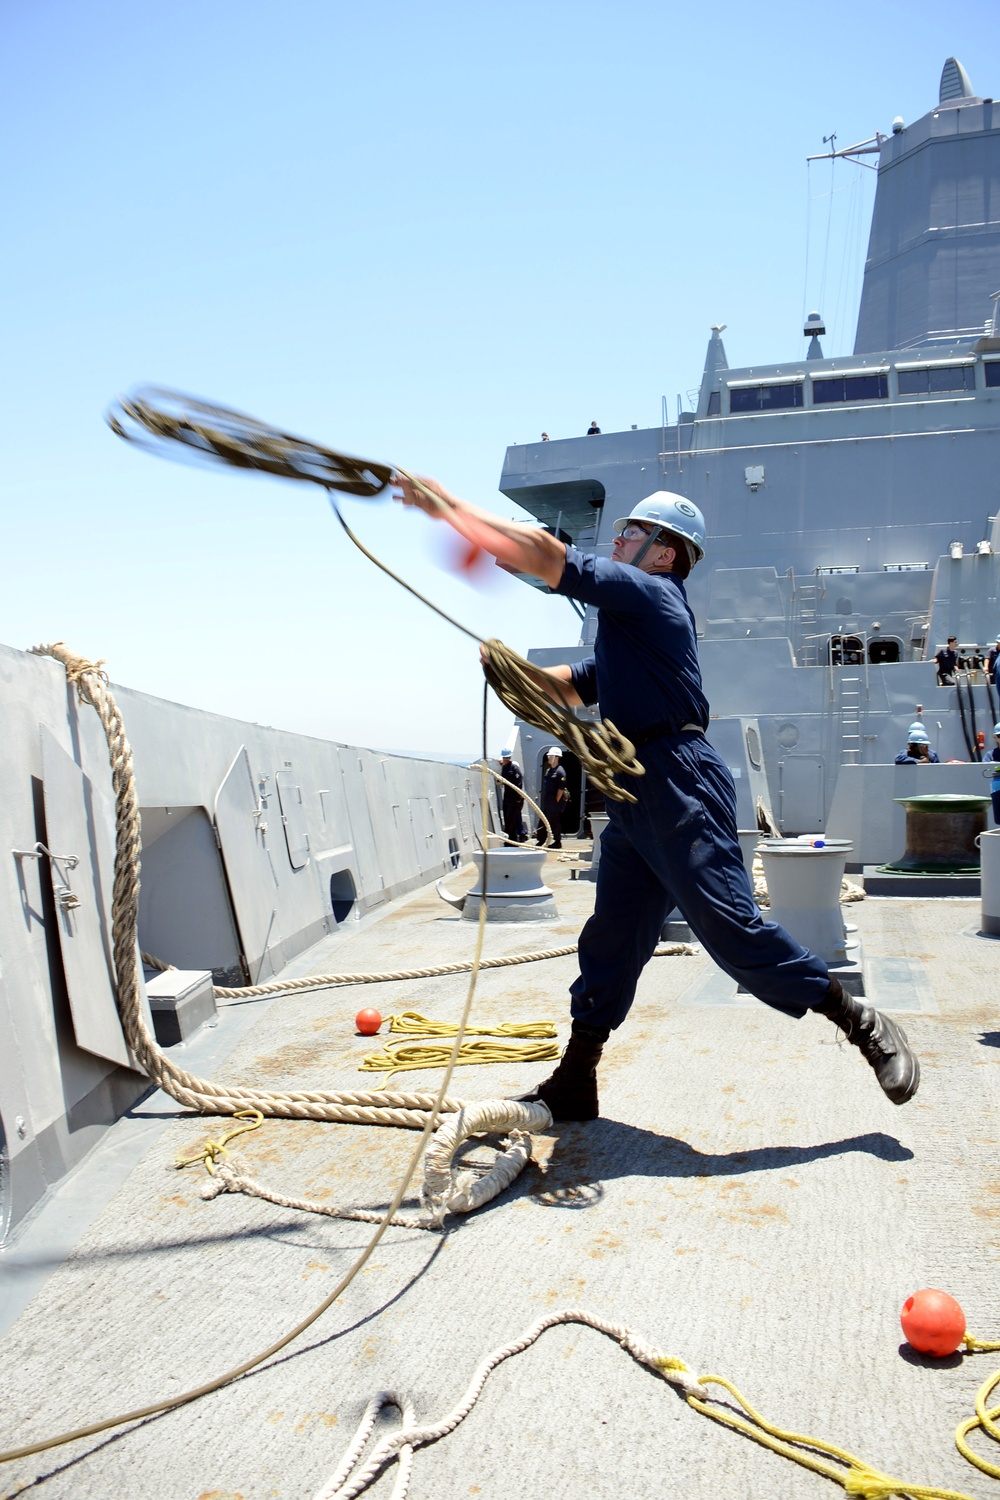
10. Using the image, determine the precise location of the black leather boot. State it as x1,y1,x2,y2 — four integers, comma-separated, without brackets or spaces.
814,976,920,1105
519,1024,606,1121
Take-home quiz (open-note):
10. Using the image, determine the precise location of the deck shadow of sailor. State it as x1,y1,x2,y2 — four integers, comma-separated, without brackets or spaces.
515,1119,913,1212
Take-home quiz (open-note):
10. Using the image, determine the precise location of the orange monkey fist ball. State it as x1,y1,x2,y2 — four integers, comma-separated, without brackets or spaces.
900,1289,966,1356
355,1008,382,1036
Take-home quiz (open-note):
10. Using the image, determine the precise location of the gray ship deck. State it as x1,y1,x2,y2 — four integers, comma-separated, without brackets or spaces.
1,856,998,1500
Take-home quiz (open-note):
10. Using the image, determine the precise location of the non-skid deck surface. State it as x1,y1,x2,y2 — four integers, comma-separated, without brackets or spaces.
1,862,998,1500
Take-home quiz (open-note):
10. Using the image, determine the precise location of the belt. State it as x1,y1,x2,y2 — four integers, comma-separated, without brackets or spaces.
630,720,704,748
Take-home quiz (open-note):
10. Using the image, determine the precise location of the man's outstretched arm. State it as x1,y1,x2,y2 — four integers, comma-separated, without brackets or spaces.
393,473,567,590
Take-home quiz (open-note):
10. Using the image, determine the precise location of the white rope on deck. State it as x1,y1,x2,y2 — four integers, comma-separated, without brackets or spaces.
312,1309,708,1500
200,1099,552,1231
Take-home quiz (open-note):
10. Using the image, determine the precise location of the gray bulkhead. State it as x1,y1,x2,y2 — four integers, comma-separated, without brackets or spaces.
500,60,1000,843
0,642,486,1237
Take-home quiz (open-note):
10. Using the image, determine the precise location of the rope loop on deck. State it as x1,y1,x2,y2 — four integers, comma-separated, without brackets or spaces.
313,1310,998,1500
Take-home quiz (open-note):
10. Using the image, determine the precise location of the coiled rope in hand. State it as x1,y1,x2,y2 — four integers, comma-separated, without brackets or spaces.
478,638,643,802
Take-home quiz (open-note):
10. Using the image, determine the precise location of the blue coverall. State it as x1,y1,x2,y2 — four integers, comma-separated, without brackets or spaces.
556,546,831,1031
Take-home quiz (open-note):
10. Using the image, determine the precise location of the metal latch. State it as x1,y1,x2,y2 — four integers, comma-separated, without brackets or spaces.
12,842,80,869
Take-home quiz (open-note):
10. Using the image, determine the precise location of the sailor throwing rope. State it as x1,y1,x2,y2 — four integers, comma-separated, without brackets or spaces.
394,474,920,1118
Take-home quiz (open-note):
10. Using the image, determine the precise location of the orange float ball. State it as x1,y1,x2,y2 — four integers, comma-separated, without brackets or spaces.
900,1288,966,1356
355,1008,382,1036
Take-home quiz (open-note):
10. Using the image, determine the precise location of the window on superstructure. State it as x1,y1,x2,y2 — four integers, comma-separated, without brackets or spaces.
897,365,974,395
707,390,721,415
985,362,1000,388
868,638,901,664
830,635,864,666
729,383,803,413
812,373,888,404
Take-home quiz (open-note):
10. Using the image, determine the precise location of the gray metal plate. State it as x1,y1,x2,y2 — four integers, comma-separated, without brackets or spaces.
40,728,131,1066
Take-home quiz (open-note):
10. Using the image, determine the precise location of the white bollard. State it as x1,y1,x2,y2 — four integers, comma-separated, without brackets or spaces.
757,839,853,964
976,829,1000,935
437,847,558,922
589,813,610,875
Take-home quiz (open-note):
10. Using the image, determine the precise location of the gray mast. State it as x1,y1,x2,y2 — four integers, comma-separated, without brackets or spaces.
854,58,1000,353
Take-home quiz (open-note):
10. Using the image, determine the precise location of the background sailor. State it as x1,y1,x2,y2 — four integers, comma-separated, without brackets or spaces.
990,724,1000,824
894,724,940,764
498,747,528,843
536,747,568,850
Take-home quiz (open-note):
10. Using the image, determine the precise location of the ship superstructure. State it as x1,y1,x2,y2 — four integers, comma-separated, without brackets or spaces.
501,59,1000,861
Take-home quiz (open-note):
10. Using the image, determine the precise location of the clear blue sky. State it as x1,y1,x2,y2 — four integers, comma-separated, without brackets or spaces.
2,2,997,756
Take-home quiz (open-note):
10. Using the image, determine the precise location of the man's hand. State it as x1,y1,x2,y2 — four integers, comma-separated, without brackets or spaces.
392,473,567,589
393,472,456,518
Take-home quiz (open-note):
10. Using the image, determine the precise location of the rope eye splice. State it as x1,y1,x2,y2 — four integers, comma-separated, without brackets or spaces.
174,1109,265,1177
310,1312,1000,1500
179,1099,554,1234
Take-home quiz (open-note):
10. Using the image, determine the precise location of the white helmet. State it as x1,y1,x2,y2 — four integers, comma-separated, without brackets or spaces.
545,746,562,758
613,491,706,567
908,727,930,745
906,721,926,738
994,723,1000,736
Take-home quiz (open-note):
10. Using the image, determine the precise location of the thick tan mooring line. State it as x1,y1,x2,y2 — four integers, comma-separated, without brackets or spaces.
31,641,466,1127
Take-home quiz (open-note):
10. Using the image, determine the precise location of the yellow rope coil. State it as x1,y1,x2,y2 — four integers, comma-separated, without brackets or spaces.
954,1361,1000,1481
359,1037,560,1080
388,1010,556,1038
